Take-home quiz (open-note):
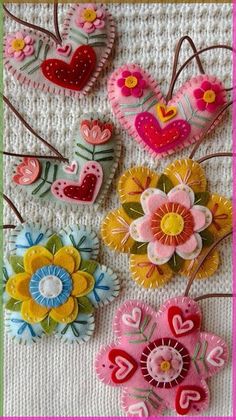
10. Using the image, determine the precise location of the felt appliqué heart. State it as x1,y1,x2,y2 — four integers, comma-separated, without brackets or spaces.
168,306,201,337
109,349,138,384
108,64,227,157
12,114,121,209
4,4,115,98
175,386,206,415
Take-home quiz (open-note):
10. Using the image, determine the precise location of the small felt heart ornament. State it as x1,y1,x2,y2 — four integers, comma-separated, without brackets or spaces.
4,4,115,98
108,64,228,157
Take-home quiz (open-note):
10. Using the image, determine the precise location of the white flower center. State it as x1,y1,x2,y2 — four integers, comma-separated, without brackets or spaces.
146,345,183,383
39,275,63,299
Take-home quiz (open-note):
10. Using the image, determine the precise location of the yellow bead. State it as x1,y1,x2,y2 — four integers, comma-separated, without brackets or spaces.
83,8,97,22
12,39,25,51
203,89,216,104
125,76,138,89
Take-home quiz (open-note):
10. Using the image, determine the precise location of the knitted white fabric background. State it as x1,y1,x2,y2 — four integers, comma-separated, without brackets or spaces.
3,2,232,417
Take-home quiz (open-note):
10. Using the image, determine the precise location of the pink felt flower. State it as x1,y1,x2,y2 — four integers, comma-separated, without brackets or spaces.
129,184,212,265
13,157,41,185
193,80,226,113
75,4,106,34
5,32,35,61
96,297,228,416
117,71,147,98
80,119,113,145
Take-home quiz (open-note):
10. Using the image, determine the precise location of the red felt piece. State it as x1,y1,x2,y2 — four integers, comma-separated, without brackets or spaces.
175,385,206,415
41,45,96,91
63,173,97,201
108,349,138,384
168,306,201,337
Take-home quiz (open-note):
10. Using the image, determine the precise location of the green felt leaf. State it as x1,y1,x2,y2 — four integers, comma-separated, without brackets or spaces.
200,229,215,247
9,256,25,273
79,259,98,274
122,202,144,220
77,297,94,314
194,192,210,206
168,253,184,273
41,316,58,335
130,241,148,255
5,298,22,311
45,234,63,254
157,174,174,193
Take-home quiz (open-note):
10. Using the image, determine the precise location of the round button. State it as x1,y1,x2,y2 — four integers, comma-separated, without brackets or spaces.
203,89,216,104
160,212,184,236
125,76,138,89
39,275,63,299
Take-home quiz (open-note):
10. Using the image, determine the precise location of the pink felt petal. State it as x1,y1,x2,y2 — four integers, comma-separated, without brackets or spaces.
132,86,143,98
193,88,204,99
130,216,154,242
139,79,147,88
168,189,191,208
84,21,93,29
211,83,221,93
117,78,125,87
201,80,212,91
207,102,218,113
23,45,34,56
141,188,167,214
153,241,175,259
95,20,105,29
176,234,197,254
121,86,131,97
122,70,131,78
196,99,207,111
15,31,24,39
162,348,172,360
190,208,206,231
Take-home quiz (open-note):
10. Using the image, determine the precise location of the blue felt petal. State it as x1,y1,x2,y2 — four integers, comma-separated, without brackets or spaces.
2,259,14,303
87,264,120,308
5,311,44,344
59,225,99,260
55,312,95,344
9,223,53,256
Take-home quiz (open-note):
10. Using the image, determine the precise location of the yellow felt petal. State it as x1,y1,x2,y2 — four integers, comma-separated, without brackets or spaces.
6,272,31,301
30,256,52,273
71,271,95,297
21,299,49,323
130,254,173,288
118,167,159,203
50,297,78,323
101,207,135,253
24,246,53,274
180,250,220,279
54,246,81,273
207,194,232,237
164,159,207,192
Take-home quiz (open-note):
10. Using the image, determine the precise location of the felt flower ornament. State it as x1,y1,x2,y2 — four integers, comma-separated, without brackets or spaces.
13,157,41,185
101,159,232,288
117,71,147,98
76,4,106,34
5,32,35,61
95,297,228,416
193,81,225,113
4,223,120,344
80,120,113,145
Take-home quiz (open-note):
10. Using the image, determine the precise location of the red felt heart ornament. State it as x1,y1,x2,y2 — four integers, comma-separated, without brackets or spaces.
175,385,206,415
109,349,138,384
41,45,96,91
168,306,201,337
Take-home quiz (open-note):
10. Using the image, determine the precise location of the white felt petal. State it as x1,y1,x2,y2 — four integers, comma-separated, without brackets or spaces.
129,216,154,242
140,188,167,214
191,205,213,232
176,233,202,260
147,241,175,265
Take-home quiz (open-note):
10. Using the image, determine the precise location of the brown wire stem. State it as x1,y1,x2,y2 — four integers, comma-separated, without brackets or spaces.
3,4,62,45
2,95,68,163
195,293,233,302
197,152,233,164
53,1,62,45
2,151,67,162
184,230,233,297
189,100,233,159
2,224,16,230
2,194,25,224
166,45,233,102
166,36,205,103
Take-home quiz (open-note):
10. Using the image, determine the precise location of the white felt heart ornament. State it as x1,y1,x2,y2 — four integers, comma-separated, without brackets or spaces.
122,307,142,328
4,4,115,98
108,64,228,158
128,402,149,417
207,346,225,367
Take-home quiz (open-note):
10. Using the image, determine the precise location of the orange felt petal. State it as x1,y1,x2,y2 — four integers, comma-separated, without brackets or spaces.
21,299,49,323
50,297,78,323
101,207,135,253
130,254,173,288
71,271,95,297
6,272,31,301
164,159,207,192
24,246,53,274
118,167,159,203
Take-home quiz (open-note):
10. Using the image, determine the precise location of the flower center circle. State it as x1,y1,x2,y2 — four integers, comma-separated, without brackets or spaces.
203,89,216,104
12,38,25,51
160,360,171,372
83,8,97,22
160,212,184,236
125,76,138,89
39,275,63,299
140,338,190,388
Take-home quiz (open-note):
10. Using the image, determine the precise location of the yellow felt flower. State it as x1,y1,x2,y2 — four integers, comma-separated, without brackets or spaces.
101,160,232,288
6,245,95,324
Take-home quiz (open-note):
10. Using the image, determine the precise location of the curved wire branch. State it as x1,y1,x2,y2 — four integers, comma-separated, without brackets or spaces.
184,230,233,297
195,293,233,302
2,194,25,224
166,45,233,102
1,224,16,230
2,151,67,162
197,152,233,164
166,36,205,103
2,95,68,163
53,1,62,45
3,4,62,45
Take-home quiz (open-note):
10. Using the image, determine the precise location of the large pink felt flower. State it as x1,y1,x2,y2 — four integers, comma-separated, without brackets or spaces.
75,4,106,34
117,71,147,98
129,184,212,265
5,32,35,61
193,81,226,113
95,297,228,416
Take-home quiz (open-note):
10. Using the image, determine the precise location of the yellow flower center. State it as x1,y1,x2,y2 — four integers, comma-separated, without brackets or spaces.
160,361,171,372
83,8,97,22
160,212,184,236
125,76,138,89
11,38,25,52
203,89,216,104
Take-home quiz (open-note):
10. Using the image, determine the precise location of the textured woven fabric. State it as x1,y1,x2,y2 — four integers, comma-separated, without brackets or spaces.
3,3,232,416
